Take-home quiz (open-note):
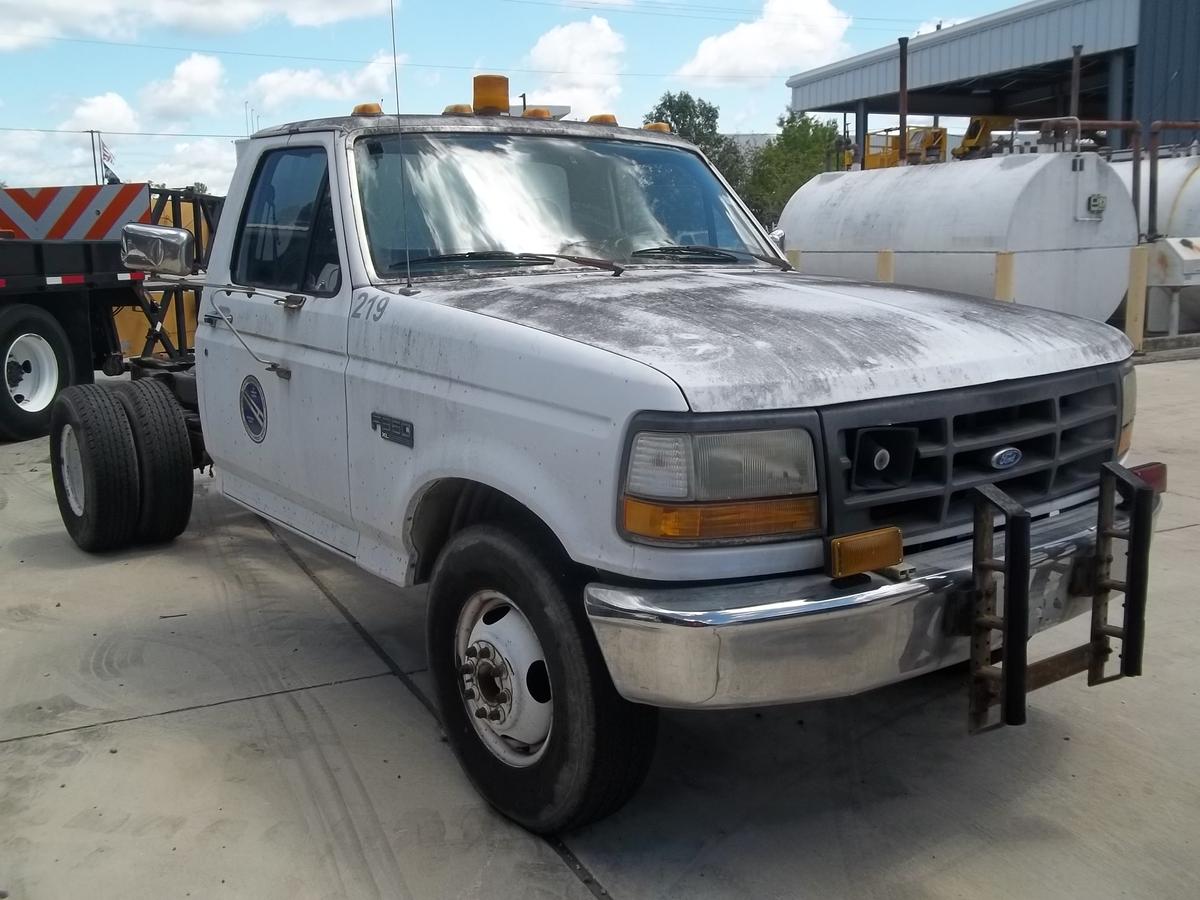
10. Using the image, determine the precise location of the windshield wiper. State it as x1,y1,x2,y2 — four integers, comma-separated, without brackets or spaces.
396,250,623,276
632,244,792,272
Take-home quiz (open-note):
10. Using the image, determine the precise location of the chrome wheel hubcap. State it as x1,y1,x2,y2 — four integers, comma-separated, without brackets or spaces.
60,424,86,516
455,590,553,767
5,333,58,413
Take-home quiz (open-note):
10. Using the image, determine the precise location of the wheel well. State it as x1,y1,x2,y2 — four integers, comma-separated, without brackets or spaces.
408,479,570,584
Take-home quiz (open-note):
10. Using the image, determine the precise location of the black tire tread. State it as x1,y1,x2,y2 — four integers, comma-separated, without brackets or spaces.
49,384,140,552
111,379,194,543
428,523,657,833
517,525,659,830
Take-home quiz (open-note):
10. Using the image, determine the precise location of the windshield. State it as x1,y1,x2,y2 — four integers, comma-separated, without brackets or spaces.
353,132,773,275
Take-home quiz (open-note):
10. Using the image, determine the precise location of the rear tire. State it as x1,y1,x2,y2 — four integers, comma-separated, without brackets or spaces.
427,524,658,834
49,385,140,552
0,304,75,442
111,379,194,543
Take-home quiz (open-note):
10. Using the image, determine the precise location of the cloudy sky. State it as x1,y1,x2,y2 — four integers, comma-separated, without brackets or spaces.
0,0,1008,193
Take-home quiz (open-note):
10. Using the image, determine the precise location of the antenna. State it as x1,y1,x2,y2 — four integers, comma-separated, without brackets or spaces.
388,0,416,293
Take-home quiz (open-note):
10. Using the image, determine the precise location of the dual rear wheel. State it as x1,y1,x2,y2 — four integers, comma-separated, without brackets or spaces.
50,380,194,552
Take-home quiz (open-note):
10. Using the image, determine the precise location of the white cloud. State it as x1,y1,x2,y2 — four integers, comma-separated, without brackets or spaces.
525,16,625,120
0,129,238,193
248,53,403,114
145,138,239,193
676,0,851,85
141,54,224,121
59,92,140,132
0,0,389,50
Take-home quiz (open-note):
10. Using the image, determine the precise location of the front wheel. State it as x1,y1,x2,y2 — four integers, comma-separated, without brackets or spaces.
427,524,657,833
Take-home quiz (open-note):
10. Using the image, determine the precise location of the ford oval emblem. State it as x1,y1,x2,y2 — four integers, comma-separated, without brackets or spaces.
990,447,1022,470
240,375,268,444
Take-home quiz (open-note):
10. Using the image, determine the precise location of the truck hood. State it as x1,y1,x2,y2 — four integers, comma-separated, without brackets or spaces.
428,268,1131,412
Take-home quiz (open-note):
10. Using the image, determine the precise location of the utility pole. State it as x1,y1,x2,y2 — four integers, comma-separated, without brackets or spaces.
89,131,99,185
897,37,909,166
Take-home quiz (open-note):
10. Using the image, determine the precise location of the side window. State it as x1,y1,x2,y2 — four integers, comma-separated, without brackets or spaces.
233,147,341,295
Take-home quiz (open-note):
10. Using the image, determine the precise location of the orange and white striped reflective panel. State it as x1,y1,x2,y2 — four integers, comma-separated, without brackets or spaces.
0,183,151,241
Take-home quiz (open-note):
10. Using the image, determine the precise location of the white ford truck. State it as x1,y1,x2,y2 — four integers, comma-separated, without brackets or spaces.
48,87,1165,834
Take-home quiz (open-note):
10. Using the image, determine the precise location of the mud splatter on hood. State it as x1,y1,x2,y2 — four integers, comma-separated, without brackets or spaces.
418,267,1131,412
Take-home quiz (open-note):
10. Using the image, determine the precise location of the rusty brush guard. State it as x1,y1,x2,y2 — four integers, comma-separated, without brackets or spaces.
969,462,1155,732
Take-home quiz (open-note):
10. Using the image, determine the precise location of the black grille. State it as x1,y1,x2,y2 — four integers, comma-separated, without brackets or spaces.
820,364,1124,542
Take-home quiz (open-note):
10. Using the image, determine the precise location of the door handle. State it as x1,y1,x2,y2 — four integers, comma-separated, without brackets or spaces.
274,294,307,311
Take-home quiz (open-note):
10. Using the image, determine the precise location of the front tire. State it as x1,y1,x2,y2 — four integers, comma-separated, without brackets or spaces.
427,524,657,833
0,304,75,442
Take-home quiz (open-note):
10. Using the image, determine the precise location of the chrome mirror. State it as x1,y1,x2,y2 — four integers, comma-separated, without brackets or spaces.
768,228,786,251
121,223,195,277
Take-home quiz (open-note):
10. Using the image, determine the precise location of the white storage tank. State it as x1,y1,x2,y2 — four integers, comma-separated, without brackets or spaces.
777,153,1139,321
1111,152,1200,332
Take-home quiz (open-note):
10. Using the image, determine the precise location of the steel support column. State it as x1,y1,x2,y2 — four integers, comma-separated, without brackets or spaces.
854,99,867,167
1107,50,1127,149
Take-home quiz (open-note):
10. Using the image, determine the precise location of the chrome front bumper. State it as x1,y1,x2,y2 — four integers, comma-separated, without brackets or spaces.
585,500,1152,709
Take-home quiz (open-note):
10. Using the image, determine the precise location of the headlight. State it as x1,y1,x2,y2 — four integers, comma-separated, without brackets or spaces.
1119,367,1136,457
622,428,820,543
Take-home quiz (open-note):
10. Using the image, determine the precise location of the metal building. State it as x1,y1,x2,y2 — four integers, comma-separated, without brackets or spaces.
787,0,1200,149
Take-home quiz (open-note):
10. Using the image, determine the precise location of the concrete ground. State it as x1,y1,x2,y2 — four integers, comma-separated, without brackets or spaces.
2,359,1198,900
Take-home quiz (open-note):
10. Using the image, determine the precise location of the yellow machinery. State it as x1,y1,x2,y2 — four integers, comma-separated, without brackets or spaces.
845,126,948,169
952,115,1016,160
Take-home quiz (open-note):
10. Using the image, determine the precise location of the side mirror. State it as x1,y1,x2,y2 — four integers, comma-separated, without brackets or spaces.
121,223,195,277
768,228,785,251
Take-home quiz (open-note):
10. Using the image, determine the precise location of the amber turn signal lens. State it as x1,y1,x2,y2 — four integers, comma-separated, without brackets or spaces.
1118,421,1134,457
623,495,820,541
827,527,903,578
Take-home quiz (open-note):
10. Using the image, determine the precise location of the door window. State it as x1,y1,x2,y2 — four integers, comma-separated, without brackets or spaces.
233,147,341,294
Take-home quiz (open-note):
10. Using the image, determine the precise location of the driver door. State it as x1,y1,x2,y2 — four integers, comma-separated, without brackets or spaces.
199,136,356,553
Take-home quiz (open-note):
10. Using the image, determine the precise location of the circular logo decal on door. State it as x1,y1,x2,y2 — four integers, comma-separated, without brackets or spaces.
240,375,268,443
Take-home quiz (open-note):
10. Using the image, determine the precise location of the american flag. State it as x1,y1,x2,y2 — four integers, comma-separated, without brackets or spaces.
98,137,120,184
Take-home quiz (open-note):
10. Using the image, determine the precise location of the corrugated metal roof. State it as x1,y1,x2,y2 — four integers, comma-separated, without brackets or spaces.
788,0,1140,111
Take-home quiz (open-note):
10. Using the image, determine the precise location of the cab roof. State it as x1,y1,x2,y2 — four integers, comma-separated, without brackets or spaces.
253,113,694,149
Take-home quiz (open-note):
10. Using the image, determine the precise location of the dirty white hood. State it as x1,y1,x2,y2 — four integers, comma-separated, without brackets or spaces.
428,267,1132,412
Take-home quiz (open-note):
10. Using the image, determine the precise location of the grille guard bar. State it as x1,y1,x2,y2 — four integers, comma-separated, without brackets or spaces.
968,461,1156,732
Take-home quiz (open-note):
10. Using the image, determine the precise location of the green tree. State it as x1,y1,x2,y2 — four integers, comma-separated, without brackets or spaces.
743,111,839,226
644,91,747,194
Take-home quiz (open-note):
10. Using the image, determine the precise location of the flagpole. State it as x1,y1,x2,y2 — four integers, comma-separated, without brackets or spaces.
89,131,99,185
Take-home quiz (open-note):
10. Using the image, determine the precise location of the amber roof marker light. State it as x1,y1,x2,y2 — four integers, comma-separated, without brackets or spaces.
474,75,511,116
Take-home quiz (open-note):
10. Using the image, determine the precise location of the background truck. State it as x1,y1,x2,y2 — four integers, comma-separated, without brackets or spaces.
0,183,221,440
44,77,1166,834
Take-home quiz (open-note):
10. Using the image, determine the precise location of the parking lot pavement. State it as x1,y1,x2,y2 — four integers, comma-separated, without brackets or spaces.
2,358,1199,899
